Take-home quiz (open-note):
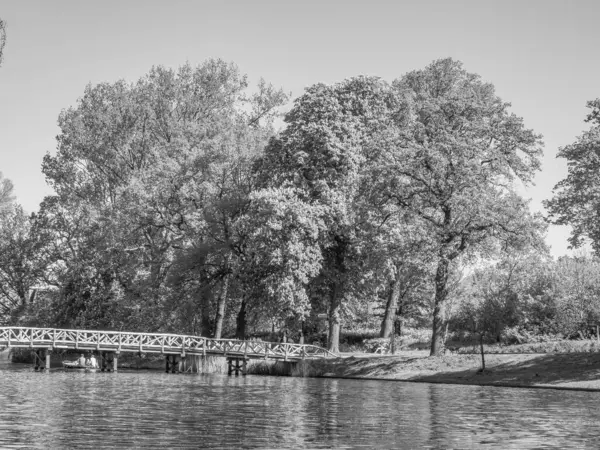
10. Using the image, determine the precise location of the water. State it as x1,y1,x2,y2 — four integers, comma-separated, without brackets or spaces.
1,357,599,449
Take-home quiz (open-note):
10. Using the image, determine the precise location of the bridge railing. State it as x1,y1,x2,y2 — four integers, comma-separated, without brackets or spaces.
202,338,335,360
0,327,336,360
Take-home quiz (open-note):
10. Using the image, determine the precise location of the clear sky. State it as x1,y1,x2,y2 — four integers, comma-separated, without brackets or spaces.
0,0,598,258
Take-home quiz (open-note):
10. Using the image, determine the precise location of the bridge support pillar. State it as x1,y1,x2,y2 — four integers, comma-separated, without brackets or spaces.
113,352,119,372
178,356,186,373
100,352,116,372
227,357,248,376
33,349,48,371
165,355,180,374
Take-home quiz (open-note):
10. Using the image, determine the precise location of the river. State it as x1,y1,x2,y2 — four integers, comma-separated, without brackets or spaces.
0,357,598,449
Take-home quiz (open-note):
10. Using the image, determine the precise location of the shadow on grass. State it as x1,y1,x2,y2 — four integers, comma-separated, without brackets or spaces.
309,353,600,388
411,353,600,387
309,355,429,378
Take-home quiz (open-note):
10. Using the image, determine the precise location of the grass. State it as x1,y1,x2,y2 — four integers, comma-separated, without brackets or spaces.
454,339,600,355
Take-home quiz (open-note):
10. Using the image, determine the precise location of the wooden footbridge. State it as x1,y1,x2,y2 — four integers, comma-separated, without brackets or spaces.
0,327,335,374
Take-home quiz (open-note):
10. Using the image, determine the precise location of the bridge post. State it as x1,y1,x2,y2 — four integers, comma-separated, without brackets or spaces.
171,355,178,374
227,357,248,376
101,352,115,372
178,356,186,373
33,349,43,371
113,352,119,372
32,348,49,371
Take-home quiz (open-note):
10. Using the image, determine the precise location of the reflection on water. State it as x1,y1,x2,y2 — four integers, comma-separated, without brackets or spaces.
0,357,599,449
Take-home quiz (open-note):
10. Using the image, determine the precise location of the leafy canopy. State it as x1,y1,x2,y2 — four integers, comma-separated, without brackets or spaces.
545,99,600,254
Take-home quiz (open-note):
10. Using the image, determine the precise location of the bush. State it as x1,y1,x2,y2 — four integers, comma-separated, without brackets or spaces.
501,326,564,345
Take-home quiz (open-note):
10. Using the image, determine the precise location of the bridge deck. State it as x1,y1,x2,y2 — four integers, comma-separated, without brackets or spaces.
0,327,335,361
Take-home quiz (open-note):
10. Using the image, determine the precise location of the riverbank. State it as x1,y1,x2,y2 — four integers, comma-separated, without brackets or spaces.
305,351,600,391
7,347,600,391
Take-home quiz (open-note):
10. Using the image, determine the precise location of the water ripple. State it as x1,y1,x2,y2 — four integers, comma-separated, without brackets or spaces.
1,360,599,449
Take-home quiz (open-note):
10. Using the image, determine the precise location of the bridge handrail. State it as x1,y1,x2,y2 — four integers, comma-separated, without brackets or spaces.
0,327,336,359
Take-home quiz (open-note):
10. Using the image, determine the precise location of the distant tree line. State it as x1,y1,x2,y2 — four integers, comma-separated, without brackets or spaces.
1,54,598,356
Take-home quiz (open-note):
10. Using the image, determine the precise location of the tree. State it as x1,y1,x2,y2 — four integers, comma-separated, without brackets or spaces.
235,188,324,327
0,172,15,211
0,18,6,67
545,99,600,254
257,76,399,352
0,205,45,324
41,60,286,333
385,58,544,355
449,248,561,349
375,218,435,341
553,253,600,337
30,195,141,330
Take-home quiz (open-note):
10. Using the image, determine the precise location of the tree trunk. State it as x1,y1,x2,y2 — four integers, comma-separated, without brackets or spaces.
213,274,230,339
397,313,403,340
328,282,342,353
380,266,401,338
236,298,247,340
390,318,396,355
390,306,404,354
149,254,164,291
443,321,450,346
200,287,212,337
479,332,486,371
431,256,450,356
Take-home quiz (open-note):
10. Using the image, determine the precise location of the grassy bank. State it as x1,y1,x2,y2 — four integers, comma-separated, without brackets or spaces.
297,350,600,391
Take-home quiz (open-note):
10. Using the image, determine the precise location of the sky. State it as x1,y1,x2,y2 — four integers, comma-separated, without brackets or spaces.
0,0,598,258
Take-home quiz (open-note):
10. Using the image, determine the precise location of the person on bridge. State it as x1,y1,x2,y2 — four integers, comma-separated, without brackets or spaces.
77,354,86,367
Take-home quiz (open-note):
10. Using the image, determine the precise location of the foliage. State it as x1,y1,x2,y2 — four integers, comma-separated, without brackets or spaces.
37,60,286,333
256,76,403,352
0,205,46,324
12,56,600,359
546,99,600,254
237,187,324,319
0,172,14,212
451,255,542,342
384,58,545,355
552,254,600,336
0,18,5,67
450,252,600,343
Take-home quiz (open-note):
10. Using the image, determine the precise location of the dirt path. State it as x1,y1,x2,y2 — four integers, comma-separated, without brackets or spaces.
307,352,600,390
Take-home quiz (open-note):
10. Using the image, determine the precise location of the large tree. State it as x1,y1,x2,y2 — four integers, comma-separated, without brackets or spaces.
257,76,400,352
545,99,600,254
41,60,286,333
384,58,544,355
